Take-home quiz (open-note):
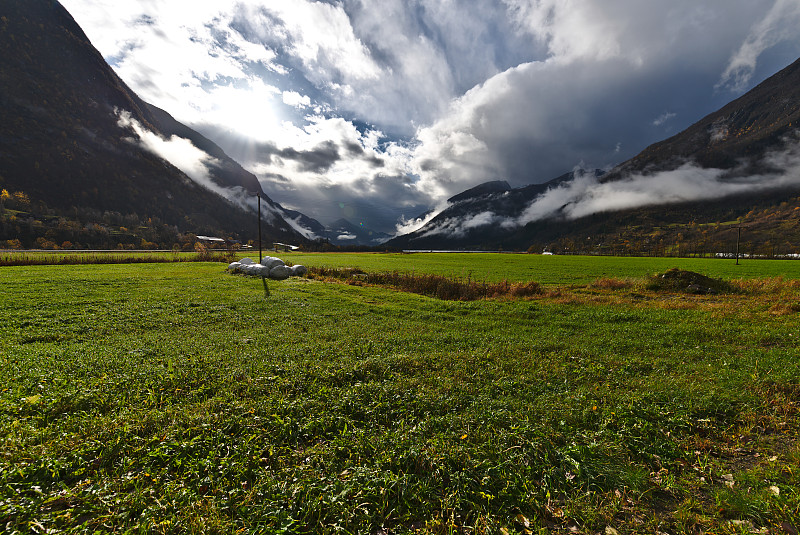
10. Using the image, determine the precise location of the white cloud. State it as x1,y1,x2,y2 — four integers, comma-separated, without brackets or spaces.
503,0,625,62
248,2,382,83
117,110,218,184
413,131,800,238
116,110,267,216
282,91,311,109
406,0,785,207
279,212,319,240
517,133,800,224
653,112,677,126
718,0,800,92
395,200,451,235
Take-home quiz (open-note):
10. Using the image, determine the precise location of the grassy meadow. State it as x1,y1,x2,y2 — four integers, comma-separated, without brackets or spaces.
281,251,800,286
1,253,800,534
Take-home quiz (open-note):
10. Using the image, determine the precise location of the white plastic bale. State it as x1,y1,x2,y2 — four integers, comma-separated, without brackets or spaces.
269,264,291,280
262,257,286,270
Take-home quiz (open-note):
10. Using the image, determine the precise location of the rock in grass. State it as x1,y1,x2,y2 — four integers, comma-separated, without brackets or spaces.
686,283,717,295
239,257,255,265
291,264,307,276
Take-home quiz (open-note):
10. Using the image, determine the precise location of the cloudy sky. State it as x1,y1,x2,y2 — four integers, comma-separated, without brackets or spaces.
60,0,800,235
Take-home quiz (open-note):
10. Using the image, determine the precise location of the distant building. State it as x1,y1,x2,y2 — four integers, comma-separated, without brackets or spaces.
197,236,241,249
197,235,226,244
273,242,300,252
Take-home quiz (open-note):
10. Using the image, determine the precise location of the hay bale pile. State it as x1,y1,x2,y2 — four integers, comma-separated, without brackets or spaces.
227,257,307,280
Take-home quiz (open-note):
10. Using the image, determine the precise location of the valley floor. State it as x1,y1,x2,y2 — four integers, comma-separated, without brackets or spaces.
1,256,799,534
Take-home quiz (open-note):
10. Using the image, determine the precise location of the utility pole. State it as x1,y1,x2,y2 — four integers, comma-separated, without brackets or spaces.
255,192,269,297
735,226,741,265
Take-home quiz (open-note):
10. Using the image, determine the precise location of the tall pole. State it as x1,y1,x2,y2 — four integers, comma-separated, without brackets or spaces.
735,226,741,265
257,193,270,297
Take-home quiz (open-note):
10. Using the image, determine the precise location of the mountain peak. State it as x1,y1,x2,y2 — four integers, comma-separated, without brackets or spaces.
447,180,512,203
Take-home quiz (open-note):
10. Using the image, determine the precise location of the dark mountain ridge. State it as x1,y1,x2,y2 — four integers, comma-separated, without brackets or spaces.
0,0,313,247
605,57,800,180
387,57,800,253
447,180,511,203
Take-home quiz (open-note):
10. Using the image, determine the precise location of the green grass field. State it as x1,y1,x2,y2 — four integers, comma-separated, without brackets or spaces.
279,252,800,285
1,255,799,534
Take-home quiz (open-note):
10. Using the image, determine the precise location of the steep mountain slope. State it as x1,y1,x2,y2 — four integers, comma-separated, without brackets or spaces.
447,181,511,203
606,57,800,179
388,57,800,252
0,0,311,245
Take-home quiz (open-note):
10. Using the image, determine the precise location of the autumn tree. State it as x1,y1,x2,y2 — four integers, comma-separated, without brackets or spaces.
0,189,9,212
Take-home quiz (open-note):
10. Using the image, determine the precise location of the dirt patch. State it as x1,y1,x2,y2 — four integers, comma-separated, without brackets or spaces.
646,268,736,295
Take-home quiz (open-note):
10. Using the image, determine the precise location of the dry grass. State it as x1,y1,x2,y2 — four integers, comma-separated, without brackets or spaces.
768,302,800,316
306,267,543,301
305,267,800,316
732,276,800,294
0,249,235,266
589,277,634,290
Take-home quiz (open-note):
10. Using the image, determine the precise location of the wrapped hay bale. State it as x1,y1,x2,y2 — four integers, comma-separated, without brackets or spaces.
226,257,305,280
261,256,286,270
269,264,292,280
255,264,272,277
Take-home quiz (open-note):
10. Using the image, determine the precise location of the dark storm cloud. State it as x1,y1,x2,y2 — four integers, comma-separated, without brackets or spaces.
251,140,340,174
278,141,341,174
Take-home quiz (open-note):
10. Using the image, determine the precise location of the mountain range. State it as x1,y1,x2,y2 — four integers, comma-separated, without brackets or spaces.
387,57,800,254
